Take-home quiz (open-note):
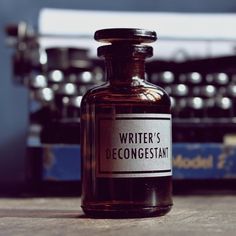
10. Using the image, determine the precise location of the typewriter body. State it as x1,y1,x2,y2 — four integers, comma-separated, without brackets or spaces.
5,10,236,193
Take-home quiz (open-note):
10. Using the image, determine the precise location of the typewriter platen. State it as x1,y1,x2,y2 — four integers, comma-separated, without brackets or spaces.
5,13,236,194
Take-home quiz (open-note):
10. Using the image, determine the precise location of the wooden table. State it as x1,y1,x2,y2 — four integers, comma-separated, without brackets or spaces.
0,196,235,236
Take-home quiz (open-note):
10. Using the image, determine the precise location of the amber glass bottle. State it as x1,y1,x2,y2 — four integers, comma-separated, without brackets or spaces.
81,28,172,218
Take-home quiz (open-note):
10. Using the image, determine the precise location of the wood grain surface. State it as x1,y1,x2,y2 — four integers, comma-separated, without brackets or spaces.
0,196,235,236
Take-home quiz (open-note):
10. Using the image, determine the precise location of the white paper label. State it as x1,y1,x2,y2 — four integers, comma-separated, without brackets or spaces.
96,114,172,178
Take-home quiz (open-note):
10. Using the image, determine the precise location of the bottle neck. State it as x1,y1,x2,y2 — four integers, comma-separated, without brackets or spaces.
105,57,146,85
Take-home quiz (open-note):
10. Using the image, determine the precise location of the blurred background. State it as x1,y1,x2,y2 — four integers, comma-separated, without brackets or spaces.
1,0,236,195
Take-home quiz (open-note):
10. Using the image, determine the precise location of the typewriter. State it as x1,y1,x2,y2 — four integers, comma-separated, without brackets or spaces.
5,10,236,194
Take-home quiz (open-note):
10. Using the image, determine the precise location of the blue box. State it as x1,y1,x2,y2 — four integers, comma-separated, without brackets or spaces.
173,143,236,179
28,143,236,181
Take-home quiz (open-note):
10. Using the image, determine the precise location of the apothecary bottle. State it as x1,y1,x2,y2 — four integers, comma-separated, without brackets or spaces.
81,28,173,218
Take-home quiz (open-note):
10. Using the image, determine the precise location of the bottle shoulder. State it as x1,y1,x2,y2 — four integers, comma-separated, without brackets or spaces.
81,81,170,106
